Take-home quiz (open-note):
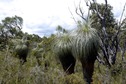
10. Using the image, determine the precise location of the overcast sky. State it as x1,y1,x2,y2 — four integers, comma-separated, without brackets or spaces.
0,0,126,37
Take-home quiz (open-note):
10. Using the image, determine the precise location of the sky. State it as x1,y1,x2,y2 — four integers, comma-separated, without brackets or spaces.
0,0,126,37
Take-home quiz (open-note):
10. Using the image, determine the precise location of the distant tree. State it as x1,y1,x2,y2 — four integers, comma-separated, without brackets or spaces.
56,25,68,34
0,16,23,50
2,15,23,37
89,3,117,33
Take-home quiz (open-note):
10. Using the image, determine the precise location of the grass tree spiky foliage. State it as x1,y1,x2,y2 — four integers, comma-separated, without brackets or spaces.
54,33,72,57
14,36,29,65
54,32,76,74
70,20,100,60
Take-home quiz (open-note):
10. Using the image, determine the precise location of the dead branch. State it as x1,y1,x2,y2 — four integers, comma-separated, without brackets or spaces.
75,1,87,21
68,7,77,24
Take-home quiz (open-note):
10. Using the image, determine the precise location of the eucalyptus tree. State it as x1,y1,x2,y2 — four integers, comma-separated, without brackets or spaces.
1,15,23,37
89,0,126,65
88,2,117,66
89,3,116,31
0,16,23,50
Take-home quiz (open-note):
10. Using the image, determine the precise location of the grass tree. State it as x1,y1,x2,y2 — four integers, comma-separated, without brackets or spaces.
54,20,100,84
71,20,100,83
54,32,76,74
13,36,30,65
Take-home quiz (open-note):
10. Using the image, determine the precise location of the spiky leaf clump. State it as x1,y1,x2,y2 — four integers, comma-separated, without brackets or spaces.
15,39,29,54
15,44,28,57
70,21,100,59
54,33,73,58
13,38,29,60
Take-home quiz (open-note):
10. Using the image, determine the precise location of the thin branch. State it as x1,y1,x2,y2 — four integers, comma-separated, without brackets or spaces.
84,0,89,6
119,3,126,28
99,45,111,67
96,55,106,65
75,1,87,21
68,7,77,24
92,0,103,20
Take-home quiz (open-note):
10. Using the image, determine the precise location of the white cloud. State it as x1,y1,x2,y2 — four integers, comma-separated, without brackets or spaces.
0,0,126,37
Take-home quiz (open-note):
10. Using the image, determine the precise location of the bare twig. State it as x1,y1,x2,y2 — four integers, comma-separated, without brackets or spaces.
68,7,77,24
75,1,87,21
119,3,126,28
